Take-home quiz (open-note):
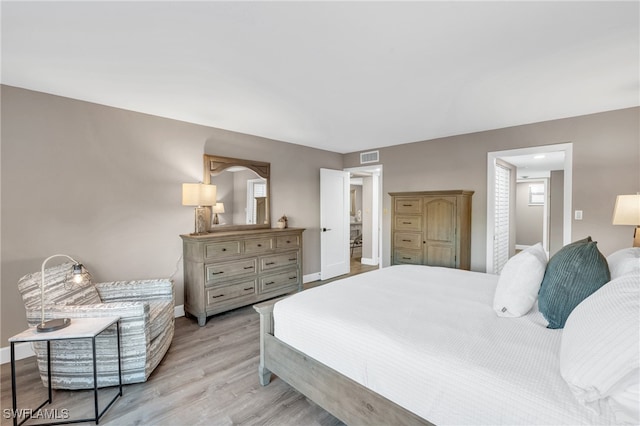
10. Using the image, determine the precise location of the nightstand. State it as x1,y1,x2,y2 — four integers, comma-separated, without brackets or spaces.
9,316,123,426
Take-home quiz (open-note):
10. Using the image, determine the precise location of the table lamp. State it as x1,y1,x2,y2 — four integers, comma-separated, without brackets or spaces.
612,194,640,247
212,202,225,225
38,254,90,332
182,183,217,234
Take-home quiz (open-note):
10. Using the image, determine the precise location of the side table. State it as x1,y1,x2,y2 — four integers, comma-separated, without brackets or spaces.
9,316,123,426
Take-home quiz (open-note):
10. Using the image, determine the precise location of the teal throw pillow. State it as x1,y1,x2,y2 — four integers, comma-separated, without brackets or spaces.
538,239,610,329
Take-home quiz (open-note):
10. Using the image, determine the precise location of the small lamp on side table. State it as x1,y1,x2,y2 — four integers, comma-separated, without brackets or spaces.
38,254,90,332
613,194,640,247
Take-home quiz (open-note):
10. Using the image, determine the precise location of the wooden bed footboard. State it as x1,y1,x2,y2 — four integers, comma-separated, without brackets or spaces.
253,299,433,426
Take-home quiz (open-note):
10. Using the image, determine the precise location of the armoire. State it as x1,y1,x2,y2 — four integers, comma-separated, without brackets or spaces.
390,190,473,270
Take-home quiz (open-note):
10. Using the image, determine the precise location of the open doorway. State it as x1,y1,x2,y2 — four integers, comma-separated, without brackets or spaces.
487,143,573,274
345,165,383,274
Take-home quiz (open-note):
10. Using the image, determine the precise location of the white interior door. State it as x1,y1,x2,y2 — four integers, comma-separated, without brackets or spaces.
320,168,350,280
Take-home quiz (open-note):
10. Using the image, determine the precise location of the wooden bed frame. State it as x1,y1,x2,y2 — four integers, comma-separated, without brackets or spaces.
254,299,433,426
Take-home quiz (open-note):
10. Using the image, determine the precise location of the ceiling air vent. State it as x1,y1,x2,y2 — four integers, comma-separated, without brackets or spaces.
360,150,379,164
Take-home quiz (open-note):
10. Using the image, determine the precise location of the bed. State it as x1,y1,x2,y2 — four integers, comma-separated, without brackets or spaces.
254,246,640,425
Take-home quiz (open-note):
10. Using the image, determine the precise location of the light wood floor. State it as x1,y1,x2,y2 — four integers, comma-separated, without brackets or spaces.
1,262,378,426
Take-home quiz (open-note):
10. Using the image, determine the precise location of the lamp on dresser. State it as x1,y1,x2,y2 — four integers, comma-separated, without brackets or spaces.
613,194,640,247
182,183,217,234
212,202,225,225
37,254,90,332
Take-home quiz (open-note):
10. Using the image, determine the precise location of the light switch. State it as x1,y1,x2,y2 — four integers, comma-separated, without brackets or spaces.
574,210,583,220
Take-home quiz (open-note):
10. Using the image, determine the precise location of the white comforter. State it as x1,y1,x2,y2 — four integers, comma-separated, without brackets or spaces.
273,264,616,425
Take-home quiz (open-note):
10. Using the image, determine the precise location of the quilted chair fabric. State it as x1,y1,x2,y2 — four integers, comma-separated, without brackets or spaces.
17,262,174,389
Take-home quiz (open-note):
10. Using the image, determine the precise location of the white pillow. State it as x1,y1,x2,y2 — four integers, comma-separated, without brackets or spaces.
493,242,547,317
560,274,640,425
607,247,640,279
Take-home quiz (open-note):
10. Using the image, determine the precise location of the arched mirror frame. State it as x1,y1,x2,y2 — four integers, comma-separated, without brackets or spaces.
203,154,271,232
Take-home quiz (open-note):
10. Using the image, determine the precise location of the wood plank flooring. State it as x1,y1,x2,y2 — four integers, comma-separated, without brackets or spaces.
1,306,343,426
1,263,377,426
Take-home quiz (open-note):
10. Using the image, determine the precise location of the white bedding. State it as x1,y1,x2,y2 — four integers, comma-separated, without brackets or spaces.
273,264,617,425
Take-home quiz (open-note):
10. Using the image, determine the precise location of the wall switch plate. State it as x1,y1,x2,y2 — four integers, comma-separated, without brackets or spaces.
574,210,583,220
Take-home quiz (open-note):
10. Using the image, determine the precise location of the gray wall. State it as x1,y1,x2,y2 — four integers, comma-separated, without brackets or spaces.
344,107,640,271
1,85,342,345
2,85,638,346
516,181,544,246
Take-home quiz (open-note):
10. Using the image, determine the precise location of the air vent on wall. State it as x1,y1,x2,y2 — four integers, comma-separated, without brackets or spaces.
360,150,379,164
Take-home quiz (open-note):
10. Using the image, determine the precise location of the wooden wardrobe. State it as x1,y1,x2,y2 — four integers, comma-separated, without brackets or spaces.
390,190,473,270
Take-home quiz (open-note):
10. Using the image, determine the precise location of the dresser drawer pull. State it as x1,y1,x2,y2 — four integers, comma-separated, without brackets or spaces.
402,257,411,260
402,221,412,224
402,204,413,207
211,294,225,299
289,276,297,280
257,244,262,247
265,262,276,265
288,257,297,261
402,239,412,242
221,248,227,252
286,240,291,243
243,287,254,291
211,271,224,275
244,266,254,270
265,281,275,286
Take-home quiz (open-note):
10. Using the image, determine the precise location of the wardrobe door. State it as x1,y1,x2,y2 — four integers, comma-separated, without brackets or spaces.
424,196,457,268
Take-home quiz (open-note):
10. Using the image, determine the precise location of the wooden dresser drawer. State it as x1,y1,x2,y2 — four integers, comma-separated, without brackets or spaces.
394,232,422,250
205,241,241,259
276,235,300,249
260,269,299,293
395,215,422,231
394,249,423,265
181,227,304,326
260,251,299,271
244,238,273,254
207,280,256,305
395,198,422,214
206,258,257,283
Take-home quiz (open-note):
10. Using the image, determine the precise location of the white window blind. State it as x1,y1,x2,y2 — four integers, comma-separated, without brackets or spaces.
494,163,511,274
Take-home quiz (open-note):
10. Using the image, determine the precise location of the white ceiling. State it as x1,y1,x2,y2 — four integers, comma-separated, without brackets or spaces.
2,1,638,154
501,151,565,179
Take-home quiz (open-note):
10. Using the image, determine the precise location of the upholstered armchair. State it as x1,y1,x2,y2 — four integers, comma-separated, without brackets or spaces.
17,262,174,389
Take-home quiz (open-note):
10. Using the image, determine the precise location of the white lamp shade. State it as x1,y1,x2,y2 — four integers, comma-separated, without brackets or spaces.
612,194,640,225
212,202,225,214
182,183,217,207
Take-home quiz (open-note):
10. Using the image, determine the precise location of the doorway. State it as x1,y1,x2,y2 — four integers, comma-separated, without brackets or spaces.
345,165,383,273
486,143,573,274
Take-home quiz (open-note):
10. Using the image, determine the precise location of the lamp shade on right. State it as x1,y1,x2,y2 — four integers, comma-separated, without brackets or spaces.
612,194,640,225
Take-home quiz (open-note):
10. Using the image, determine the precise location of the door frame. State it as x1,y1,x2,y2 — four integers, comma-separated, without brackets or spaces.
486,143,573,274
344,165,383,270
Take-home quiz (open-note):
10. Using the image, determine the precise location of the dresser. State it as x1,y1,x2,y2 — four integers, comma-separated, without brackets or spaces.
181,228,304,326
390,190,473,270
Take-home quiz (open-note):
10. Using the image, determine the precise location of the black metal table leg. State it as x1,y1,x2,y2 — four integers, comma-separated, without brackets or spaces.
92,335,99,424
11,342,17,426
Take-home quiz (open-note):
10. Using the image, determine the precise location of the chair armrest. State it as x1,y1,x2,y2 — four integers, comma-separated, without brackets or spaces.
94,279,174,303
25,302,149,327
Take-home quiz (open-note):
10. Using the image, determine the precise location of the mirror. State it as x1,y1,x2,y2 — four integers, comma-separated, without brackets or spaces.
203,155,271,231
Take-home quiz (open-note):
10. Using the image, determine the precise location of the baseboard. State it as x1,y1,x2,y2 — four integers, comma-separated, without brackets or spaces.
303,272,321,283
174,304,185,318
360,258,378,266
1,306,188,365
0,342,35,365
